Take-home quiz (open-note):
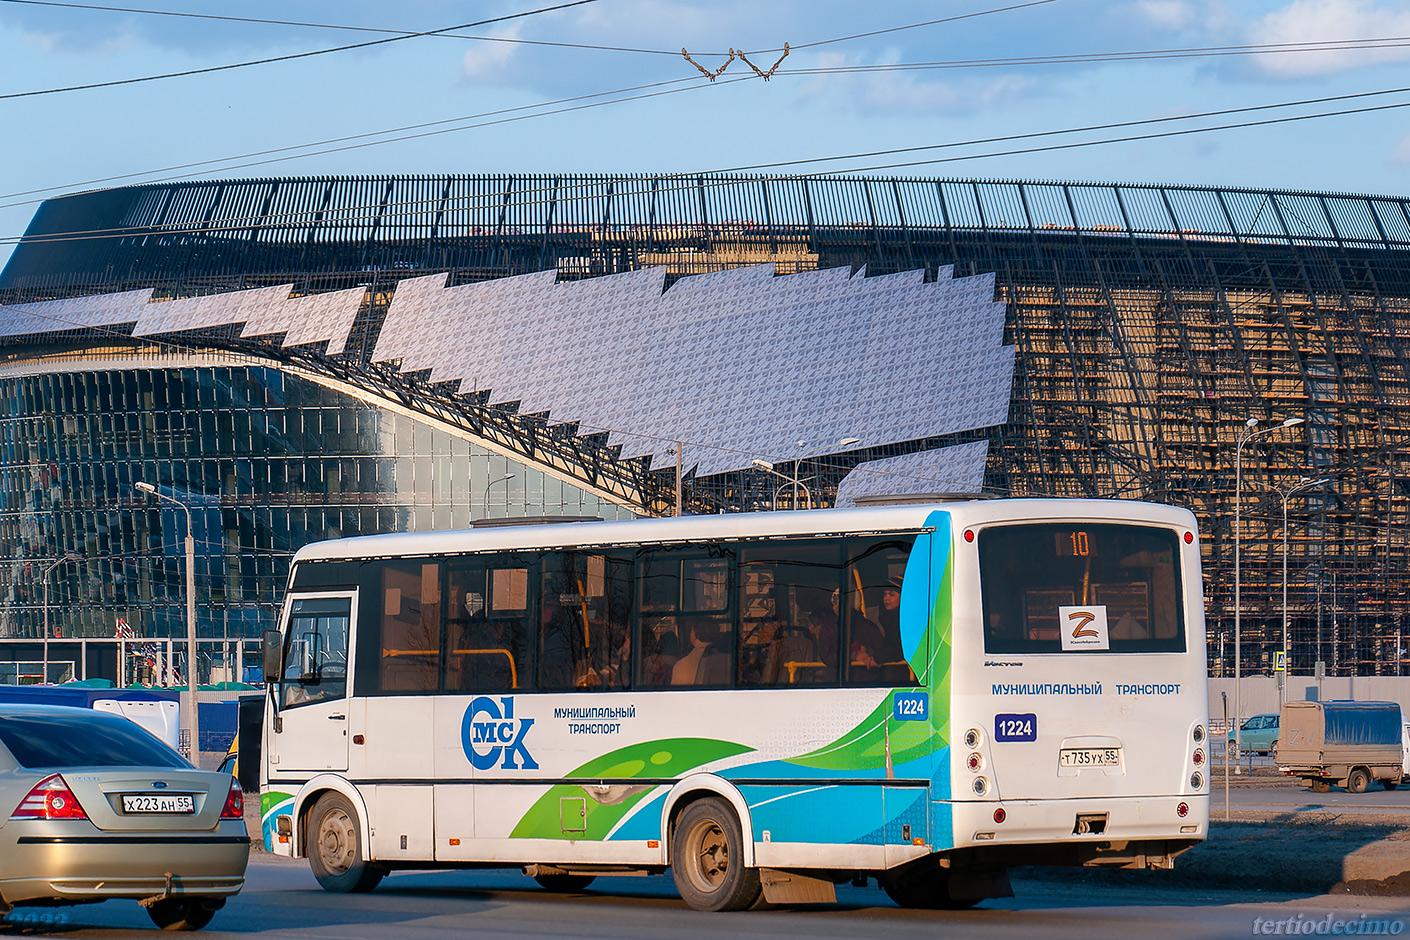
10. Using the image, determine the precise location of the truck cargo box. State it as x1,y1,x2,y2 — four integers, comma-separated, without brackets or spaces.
1278,700,1404,792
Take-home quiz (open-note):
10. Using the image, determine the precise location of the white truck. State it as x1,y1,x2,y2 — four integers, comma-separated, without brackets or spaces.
1276,700,1405,793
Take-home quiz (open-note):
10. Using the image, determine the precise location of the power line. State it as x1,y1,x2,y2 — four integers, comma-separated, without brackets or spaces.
3,81,1408,246
0,0,598,100
0,75,705,205
6,36,1405,215
789,0,1057,50
0,74,751,223
0,0,695,56
0,0,1067,203
705,83,1410,174
777,36,1410,73
805,96,1410,176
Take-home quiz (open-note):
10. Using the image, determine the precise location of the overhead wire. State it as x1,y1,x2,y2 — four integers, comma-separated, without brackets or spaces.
0,0,1059,204
3,81,1410,246
0,0,599,100
776,36,1410,74
0,0,690,55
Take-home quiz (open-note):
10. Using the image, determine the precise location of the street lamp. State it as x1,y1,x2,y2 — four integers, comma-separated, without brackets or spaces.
751,459,808,512
785,437,862,510
41,553,82,684
1233,416,1302,757
481,472,515,519
135,481,199,762
1263,476,1332,703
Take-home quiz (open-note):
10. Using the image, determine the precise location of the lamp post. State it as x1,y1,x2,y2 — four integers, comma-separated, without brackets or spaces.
788,437,862,510
41,553,82,684
1233,416,1302,757
135,481,199,761
751,459,808,512
481,472,515,519
1266,476,1332,704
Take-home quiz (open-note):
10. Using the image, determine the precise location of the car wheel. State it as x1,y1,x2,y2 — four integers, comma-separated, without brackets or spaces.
533,874,597,892
881,865,983,910
1346,768,1371,794
308,792,385,893
1311,779,1331,793
670,797,761,911
145,898,216,931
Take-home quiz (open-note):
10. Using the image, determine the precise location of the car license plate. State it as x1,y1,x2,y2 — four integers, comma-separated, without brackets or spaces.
122,794,195,814
1059,748,1120,767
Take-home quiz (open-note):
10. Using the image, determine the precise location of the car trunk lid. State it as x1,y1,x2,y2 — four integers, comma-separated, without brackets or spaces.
58,768,226,832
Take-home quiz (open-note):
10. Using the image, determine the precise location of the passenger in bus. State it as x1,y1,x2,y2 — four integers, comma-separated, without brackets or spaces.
851,579,904,667
640,626,679,687
807,590,842,669
671,618,727,686
539,596,586,689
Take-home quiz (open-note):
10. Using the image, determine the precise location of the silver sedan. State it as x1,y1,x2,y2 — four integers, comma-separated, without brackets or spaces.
0,703,250,930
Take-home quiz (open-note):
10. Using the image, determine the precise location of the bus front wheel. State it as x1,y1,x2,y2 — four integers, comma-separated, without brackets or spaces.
307,793,386,893
670,797,762,912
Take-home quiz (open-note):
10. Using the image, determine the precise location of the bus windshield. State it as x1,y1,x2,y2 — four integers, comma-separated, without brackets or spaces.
979,523,1184,654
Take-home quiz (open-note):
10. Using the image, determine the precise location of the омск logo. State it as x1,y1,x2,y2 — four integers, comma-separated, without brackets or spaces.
461,696,538,770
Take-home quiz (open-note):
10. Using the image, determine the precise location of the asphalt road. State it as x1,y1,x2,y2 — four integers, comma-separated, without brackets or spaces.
5,854,1410,940
1220,780,1410,814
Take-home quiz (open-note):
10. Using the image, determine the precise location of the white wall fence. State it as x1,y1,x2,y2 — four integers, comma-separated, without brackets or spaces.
1209,675,1410,728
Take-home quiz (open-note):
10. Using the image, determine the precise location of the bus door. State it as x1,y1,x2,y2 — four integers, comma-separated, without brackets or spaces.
885,530,932,865
270,593,357,773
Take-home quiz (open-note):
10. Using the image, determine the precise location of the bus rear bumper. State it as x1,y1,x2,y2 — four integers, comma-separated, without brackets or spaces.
949,794,1208,864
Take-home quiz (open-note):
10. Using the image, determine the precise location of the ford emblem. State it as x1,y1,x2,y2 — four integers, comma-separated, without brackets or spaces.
151,781,168,789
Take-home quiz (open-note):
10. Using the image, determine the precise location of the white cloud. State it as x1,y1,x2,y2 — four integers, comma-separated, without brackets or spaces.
1250,0,1410,77
461,23,522,80
1135,1,1199,30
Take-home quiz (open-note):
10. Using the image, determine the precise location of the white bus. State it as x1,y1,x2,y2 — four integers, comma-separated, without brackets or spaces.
259,498,1209,911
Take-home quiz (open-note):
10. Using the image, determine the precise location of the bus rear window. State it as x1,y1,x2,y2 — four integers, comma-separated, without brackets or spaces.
979,523,1184,654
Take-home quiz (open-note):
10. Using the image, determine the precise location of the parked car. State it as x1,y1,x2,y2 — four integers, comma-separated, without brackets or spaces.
1227,712,1280,756
0,704,250,930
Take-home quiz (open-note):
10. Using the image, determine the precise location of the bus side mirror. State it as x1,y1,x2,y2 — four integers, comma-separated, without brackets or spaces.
262,630,282,684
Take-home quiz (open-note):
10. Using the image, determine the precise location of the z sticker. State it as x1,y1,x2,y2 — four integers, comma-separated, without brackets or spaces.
1059,605,1109,651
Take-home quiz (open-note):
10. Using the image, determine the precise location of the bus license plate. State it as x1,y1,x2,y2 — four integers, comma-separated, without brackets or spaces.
122,794,194,814
1059,748,1120,767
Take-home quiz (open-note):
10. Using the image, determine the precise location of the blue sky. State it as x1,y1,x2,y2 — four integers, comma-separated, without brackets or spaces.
1,0,1409,263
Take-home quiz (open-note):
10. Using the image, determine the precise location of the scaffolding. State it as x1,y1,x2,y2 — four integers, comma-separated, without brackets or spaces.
2,175,1407,676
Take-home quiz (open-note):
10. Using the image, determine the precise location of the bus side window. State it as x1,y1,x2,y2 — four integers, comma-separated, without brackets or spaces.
281,596,351,708
635,547,735,689
378,562,440,693
538,551,635,692
444,556,535,692
843,536,917,687
737,539,842,688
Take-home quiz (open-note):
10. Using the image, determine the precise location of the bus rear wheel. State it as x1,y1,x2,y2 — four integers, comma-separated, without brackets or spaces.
307,793,386,893
671,797,761,912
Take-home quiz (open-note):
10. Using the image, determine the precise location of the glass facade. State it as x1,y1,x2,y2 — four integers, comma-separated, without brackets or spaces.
1,173,1408,677
0,353,634,661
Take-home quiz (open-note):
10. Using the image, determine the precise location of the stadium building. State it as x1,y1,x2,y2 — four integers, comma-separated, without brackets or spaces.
0,174,1405,683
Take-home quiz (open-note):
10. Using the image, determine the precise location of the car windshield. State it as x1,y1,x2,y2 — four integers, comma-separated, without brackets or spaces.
0,712,189,769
